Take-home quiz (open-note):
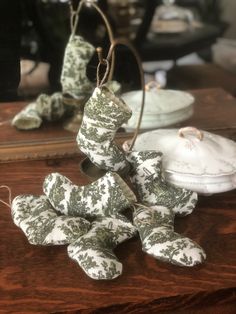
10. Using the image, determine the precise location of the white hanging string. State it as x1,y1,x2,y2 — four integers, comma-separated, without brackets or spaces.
0,119,12,127
0,185,12,208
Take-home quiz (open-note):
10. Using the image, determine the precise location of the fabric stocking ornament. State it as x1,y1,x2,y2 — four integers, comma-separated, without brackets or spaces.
12,102,42,130
77,86,132,172
126,151,197,216
68,216,137,280
43,171,137,219
60,35,95,99
133,205,206,266
12,92,65,130
126,151,206,266
11,194,90,245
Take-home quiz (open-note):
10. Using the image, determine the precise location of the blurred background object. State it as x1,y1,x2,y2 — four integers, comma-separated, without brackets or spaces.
1,0,236,101
0,0,21,101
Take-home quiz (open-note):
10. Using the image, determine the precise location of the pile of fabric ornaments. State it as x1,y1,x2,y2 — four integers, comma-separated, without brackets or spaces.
11,34,206,280
11,84,206,280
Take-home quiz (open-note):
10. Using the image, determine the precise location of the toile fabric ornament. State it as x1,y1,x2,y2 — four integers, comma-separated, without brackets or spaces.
36,93,65,121
126,150,206,266
11,102,42,130
68,216,137,280
77,86,132,172
43,171,137,219
12,92,65,130
60,35,95,99
11,194,91,245
42,170,137,280
126,150,198,216
133,204,206,266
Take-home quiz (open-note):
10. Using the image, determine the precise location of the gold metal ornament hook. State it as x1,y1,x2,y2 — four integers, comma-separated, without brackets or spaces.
96,47,107,65
69,0,115,81
104,37,145,150
96,47,110,87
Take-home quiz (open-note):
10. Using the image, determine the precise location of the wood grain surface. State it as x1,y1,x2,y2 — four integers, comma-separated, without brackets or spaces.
0,157,236,313
1,88,236,163
0,88,236,313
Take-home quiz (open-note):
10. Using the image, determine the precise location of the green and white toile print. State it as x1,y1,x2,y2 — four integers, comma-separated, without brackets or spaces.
11,194,90,245
36,92,65,121
133,205,206,266
126,151,198,216
77,86,132,172
68,216,137,280
43,171,137,219
60,35,95,99
12,102,42,130
12,92,65,130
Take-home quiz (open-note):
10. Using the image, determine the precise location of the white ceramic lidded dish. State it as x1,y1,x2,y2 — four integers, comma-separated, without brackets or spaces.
123,127,236,194
122,83,194,131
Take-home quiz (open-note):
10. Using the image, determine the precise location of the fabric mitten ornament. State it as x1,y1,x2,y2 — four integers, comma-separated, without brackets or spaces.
77,86,132,172
126,151,197,216
68,216,137,280
60,35,95,99
12,92,65,130
43,171,136,219
133,205,206,266
11,194,90,245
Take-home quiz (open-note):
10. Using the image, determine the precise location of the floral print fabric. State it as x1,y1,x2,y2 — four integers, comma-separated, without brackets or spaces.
43,171,136,219
11,194,90,245
77,86,132,172
68,216,137,280
11,172,137,280
12,92,65,130
61,35,95,99
127,151,206,266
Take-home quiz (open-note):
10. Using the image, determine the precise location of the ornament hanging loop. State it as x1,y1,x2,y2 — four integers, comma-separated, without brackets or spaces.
102,37,145,150
69,0,115,81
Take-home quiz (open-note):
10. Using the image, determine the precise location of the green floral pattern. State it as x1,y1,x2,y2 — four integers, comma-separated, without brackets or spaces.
12,102,42,130
36,93,65,121
126,151,198,216
12,92,65,130
11,194,90,245
77,86,132,172
68,216,137,280
126,151,205,266
133,205,206,266
60,35,95,98
43,171,136,219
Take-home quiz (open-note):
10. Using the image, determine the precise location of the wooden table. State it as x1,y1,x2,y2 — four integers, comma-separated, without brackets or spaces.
0,88,236,313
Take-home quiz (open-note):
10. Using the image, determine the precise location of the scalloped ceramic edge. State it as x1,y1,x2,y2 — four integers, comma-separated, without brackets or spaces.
122,89,194,130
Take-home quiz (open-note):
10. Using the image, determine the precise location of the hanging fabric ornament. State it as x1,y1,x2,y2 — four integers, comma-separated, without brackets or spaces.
60,35,95,99
77,37,145,176
61,0,117,133
77,86,132,172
